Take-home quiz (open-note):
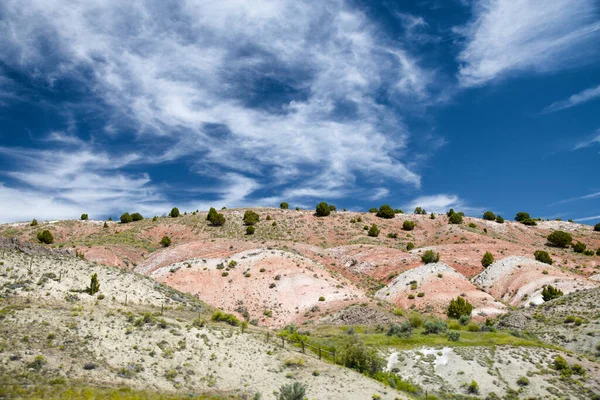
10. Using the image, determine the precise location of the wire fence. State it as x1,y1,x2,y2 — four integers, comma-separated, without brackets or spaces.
261,330,338,364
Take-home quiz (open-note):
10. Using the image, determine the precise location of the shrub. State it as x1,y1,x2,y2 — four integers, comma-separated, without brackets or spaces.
430,212,435,219
482,211,495,220
448,213,463,224
447,296,473,319
338,337,384,375
553,355,568,371
417,292,424,297
572,241,586,253
376,204,395,219
37,230,54,244
468,222,477,228
594,222,600,232
597,248,600,256
522,218,537,226
467,380,479,394
516,376,529,386
316,202,331,217
81,213,88,220
30,219,38,226
394,209,404,214
402,220,416,231
160,236,172,247
387,321,413,338
414,207,426,215
421,250,439,264
169,207,180,218
276,382,306,400
152,216,158,221
495,215,504,223
246,226,255,235
406,242,415,251
407,294,415,299
89,273,100,295
423,319,447,334
368,207,378,213
318,296,325,301
211,311,239,326
547,231,572,248
131,213,143,221
103,222,108,228
387,232,398,239
280,202,289,209
368,224,380,237
534,250,553,265
481,251,494,268
207,208,226,226
446,208,455,217
408,313,423,328
207,207,218,222
542,285,563,301
243,210,260,225
458,315,471,326
266,215,272,220
448,331,460,342
584,249,595,256
329,204,337,212
26,355,47,372
120,213,133,224
515,212,531,222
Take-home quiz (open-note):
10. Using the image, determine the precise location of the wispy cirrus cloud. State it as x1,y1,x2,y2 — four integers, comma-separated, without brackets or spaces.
456,0,600,87
548,190,600,207
542,84,600,114
573,130,600,151
0,0,441,222
574,215,600,223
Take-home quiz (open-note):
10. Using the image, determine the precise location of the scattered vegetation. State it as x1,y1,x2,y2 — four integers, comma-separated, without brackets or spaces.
315,202,331,217
280,202,289,209
210,311,240,326
375,204,395,219
367,224,380,237
483,211,495,220
81,213,89,220
447,296,473,319
481,251,494,268
169,207,180,218
534,250,553,265
36,230,54,244
160,236,172,247
402,220,415,231
243,210,260,225
448,213,463,224
541,285,563,301
89,273,100,295
547,231,573,248
421,250,439,264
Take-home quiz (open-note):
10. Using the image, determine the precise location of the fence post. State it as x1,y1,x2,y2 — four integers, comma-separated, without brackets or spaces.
282,337,285,348
333,350,336,364
301,341,305,353
266,331,270,342
161,304,164,315
125,294,128,305
318,347,322,360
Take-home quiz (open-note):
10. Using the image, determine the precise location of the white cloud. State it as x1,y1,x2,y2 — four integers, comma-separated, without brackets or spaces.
573,130,600,150
403,193,483,215
543,84,600,113
456,0,600,86
369,188,390,201
549,190,600,206
574,215,600,222
0,0,437,216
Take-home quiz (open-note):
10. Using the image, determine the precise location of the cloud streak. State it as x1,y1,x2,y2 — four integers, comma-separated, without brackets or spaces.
456,0,600,86
542,84,600,113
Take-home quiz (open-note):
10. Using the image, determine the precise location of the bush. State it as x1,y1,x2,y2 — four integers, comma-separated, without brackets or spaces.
468,222,477,228
448,331,460,342
597,248,600,256
318,296,325,301
481,251,494,268
120,212,133,224
553,355,568,371
515,212,531,222
495,215,504,223
430,212,435,219
483,211,495,220
88,273,100,295
160,236,172,247
207,207,226,226
448,213,463,224
594,222,600,232
169,207,180,218
447,296,473,319
572,241,586,253
542,285,563,301
387,321,413,338
534,250,553,265
368,207,378,213
414,207,427,215
394,209,404,214
387,232,398,239
547,231,572,248
81,213,88,220
421,250,439,264
280,202,289,209
36,230,54,244
243,210,260,225
26,355,47,372
584,249,595,256
423,319,447,334
338,337,384,375
402,220,416,231
467,380,479,394
276,382,306,400
131,213,143,221
516,376,529,386
207,207,217,221
246,226,255,235
211,311,240,326
368,224,380,237
329,204,337,212
315,202,331,217
522,218,537,226
406,242,415,251
30,219,38,226
376,204,395,219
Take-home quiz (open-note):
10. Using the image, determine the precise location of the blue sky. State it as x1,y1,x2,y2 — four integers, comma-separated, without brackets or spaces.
0,0,599,223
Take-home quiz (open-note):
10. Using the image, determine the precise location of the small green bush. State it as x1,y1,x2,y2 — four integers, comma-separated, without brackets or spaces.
583,249,595,256
89,273,100,295
467,380,479,394
521,218,537,226
36,230,54,244
572,241,586,253
120,212,133,224
593,222,600,232
387,321,413,338
421,250,439,264
483,211,495,220
318,296,325,301
368,224,380,237
387,232,398,239
131,212,143,221
316,202,331,217
169,207,180,218
368,207,378,213
448,331,460,342
207,207,226,226
26,355,47,372
376,204,395,219
276,382,306,400
246,226,255,235
495,215,504,223
447,296,473,319
394,209,404,214
430,212,435,219
446,208,455,217
553,355,568,370
243,210,260,225
448,213,463,224
423,319,447,334
160,236,172,247
414,207,427,215
280,202,289,209
516,376,529,386
30,219,38,226
547,231,572,248
515,212,531,222
402,220,416,231
80,213,88,220
406,242,415,251
468,222,477,228
211,311,239,326
481,251,494,268
542,285,563,301
534,250,553,265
